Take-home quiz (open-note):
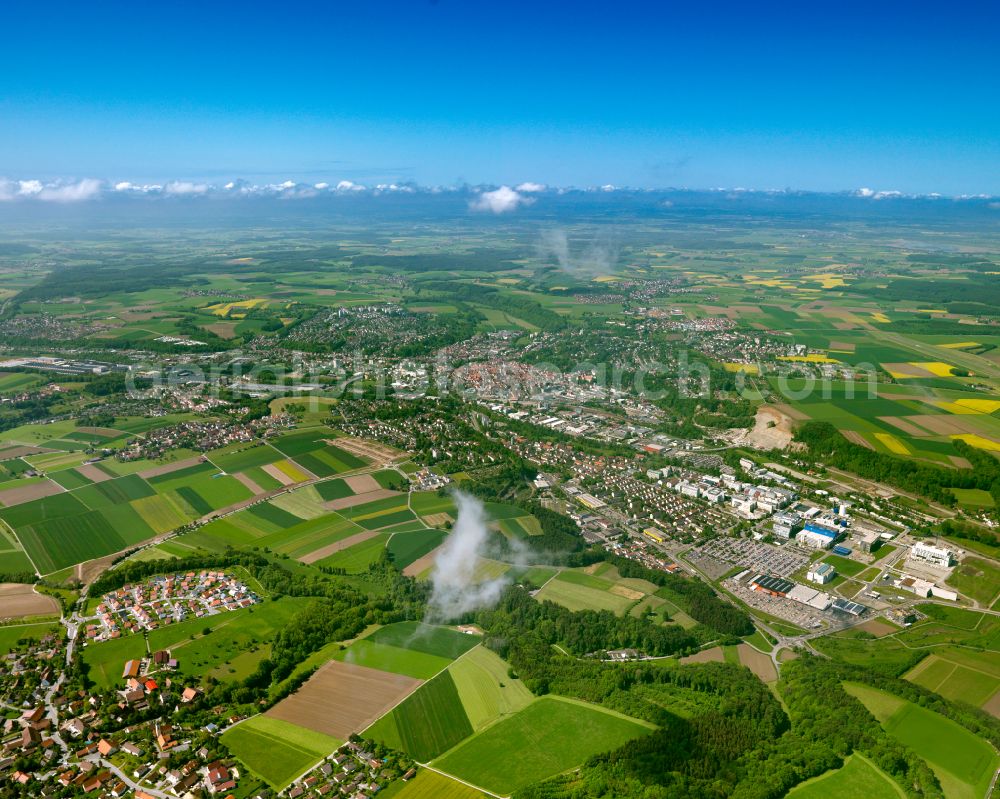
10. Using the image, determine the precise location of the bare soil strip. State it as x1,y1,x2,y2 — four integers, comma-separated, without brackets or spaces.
299,529,382,564
842,430,874,449
680,647,725,664
878,416,932,437
344,474,380,493
0,445,53,460
138,456,205,479
857,619,897,637
261,463,295,486
0,479,64,507
324,488,399,511
265,659,422,739
232,471,264,495
403,545,443,577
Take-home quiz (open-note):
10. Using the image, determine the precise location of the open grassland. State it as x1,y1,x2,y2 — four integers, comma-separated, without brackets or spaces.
0,622,62,655
845,682,998,799
387,528,447,570
535,570,638,614
366,622,482,660
433,696,654,795
365,671,474,761
945,557,1000,604
266,659,422,740
448,645,534,731
222,715,340,789
787,754,904,799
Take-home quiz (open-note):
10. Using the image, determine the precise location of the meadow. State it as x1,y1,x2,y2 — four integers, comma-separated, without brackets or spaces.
787,754,904,799
846,683,999,799
221,715,340,788
433,696,654,795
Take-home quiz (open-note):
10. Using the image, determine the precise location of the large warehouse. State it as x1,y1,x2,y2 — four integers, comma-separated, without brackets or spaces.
796,524,838,550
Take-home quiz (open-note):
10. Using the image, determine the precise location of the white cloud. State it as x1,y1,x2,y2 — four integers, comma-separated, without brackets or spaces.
18,180,43,196
314,182,329,190
37,179,102,202
335,180,366,192
164,181,209,196
515,181,546,193
469,185,533,214
856,187,875,197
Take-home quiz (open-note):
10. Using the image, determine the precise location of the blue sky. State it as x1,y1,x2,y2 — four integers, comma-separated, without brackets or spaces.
2,0,998,194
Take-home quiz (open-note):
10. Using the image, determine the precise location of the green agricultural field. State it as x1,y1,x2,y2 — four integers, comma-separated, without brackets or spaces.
315,478,355,501
448,645,534,731
222,715,340,789
367,622,482,660
535,572,635,614
389,770,486,799
433,696,653,795
73,474,155,508
366,671,474,760
787,754,904,799
210,442,283,473
946,557,1000,605
904,647,1000,708
333,638,452,680
410,491,456,517
950,488,996,508
387,528,446,569
315,532,390,572
49,468,94,490
846,683,999,799
270,485,328,519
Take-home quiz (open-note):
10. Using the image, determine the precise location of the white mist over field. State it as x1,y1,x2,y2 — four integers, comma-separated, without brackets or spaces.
539,229,619,276
426,491,517,622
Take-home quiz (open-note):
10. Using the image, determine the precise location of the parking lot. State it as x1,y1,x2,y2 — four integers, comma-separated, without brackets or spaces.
695,537,809,578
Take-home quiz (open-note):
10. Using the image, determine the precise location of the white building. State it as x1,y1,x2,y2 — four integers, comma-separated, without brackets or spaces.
772,512,802,540
807,562,836,585
909,542,954,568
796,525,838,550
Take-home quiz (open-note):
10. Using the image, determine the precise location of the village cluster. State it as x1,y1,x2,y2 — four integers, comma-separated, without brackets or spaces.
83,572,259,643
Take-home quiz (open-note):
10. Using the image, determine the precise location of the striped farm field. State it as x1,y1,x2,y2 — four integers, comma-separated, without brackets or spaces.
391,770,487,799
130,494,190,533
211,443,283,473
315,532,391,572
73,474,155,509
448,646,534,731
365,671,473,761
270,485,328,519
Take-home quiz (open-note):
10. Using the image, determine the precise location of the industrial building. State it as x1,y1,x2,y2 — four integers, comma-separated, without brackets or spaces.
749,574,794,597
806,562,836,585
909,542,954,568
796,524,838,550
772,511,802,539
787,584,833,610
831,597,866,616
856,531,881,553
